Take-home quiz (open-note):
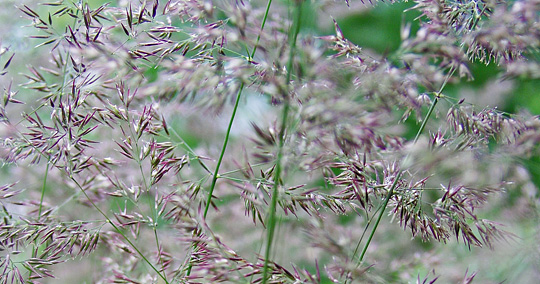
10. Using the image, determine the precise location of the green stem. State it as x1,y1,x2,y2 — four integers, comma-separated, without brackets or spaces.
70,178,169,284
203,81,244,218
354,91,442,271
38,161,50,219
125,109,167,282
414,95,440,144
189,0,275,278
261,2,303,283
357,172,401,262
351,204,381,261
203,0,274,218
252,1,273,59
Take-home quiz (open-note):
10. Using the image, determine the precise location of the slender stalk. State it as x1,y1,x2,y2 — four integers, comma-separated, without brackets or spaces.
414,95,439,143
125,109,167,282
203,0,274,219
252,0,273,57
187,0,276,277
167,127,212,174
352,62,456,267
353,87,447,271
351,203,382,260
33,159,51,262
203,81,244,218
70,177,170,284
261,2,303,283
38,160,50,219
357,172,401,262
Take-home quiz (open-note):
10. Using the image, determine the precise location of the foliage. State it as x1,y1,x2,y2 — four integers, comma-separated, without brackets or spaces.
0,0,539,283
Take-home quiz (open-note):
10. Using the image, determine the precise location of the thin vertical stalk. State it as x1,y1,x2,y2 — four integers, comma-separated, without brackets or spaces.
414,96,439,144
34,159,51,261
357,172,401,262
38,160,50,219
353,89,445,270
191,0,275,277
203,81,244,218
351,201,382,260
70,176,170,284
261,1,303,283
203,0,274,219
125,110,167,282
352,65,456,271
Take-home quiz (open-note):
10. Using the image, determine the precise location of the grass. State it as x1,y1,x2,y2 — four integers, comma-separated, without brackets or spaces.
0,0,539,283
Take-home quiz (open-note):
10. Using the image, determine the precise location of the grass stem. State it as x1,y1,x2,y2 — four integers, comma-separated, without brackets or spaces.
38,160,50,219
261,1,303,283
71,178,169,284
357,172,401,263
353,74,451,273
192,0,276,277
203,0,274,219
